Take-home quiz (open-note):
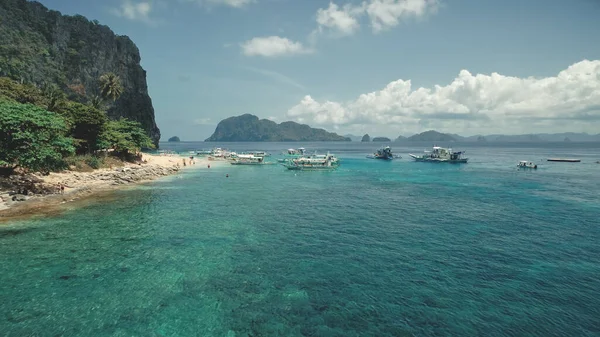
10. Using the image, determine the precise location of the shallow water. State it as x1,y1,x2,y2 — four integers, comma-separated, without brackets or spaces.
1,142,599,336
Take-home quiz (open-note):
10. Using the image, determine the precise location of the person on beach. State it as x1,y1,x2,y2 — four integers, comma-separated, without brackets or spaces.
182,158,186,167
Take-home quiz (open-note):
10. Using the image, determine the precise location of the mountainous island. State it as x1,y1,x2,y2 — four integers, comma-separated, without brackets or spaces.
0,0,160,146
205,114,351,142
361,134,371,142
168,136,181,142
372,137,391,142
386,130,600,142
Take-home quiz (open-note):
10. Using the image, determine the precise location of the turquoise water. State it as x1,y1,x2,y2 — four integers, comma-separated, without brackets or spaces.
1,142,600,336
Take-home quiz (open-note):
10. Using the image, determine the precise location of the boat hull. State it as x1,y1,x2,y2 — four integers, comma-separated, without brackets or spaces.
547,158,580,162
284,165,338,171
230,162,273,165
409,154,468,163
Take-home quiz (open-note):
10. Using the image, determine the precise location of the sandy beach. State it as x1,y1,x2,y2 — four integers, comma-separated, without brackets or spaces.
0,153,217,222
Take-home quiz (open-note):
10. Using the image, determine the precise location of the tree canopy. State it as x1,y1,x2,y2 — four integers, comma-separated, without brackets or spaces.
0,101,74,172
0,77,156,174
99,72,123,102
99,118,155,156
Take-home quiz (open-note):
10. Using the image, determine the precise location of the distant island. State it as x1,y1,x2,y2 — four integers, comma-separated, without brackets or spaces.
384,131,600,142
361,134,371,142
205,114,351,142
168,136,181,142
405,130,457,142
372,137,391,142
344,134,363,142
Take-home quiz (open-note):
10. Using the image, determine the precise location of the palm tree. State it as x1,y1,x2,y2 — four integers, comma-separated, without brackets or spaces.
98,72,124,102
89,95,105,110
43,84,66,112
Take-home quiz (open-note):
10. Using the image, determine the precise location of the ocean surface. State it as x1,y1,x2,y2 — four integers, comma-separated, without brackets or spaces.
1,142,599,337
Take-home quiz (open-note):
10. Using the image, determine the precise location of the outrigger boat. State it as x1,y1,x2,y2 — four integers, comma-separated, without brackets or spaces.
282,153,339,171
230,154,273,165
367,146,400,160
277,147,307,163
409,146,468,163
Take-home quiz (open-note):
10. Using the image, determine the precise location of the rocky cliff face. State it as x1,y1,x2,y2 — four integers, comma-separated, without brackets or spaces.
0,0,160,146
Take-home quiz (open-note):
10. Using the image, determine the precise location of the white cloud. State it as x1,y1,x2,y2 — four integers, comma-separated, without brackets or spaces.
315,2,362,36
286,60,600,135
111,1,155,23
366,0,439,32
312,0,438,38
240,36,313,57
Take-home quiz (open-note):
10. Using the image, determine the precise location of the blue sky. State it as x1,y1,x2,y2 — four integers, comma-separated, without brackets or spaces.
38,0,600,140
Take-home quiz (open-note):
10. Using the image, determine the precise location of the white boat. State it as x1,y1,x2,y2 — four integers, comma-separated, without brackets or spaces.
247,151,270,157
282,152,339,170
517,161,537,169
208,148,232,160
230,154,270,165
287,148,306,155
409,146,468,163
277,147,307,162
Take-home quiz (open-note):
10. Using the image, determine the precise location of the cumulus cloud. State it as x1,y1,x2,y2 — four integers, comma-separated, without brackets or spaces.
315,2,363,36
312,0,438,37
240,36,313,57
365,0,439,32
286,60,600,135
111,1,154,23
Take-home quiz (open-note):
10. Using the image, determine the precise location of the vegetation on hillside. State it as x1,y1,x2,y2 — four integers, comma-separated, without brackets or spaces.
0,0,161,145
0,77,154,175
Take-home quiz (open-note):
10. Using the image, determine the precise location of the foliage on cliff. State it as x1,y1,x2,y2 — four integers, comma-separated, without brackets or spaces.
0,0,160,145
205,114,351,142
0,77,154,173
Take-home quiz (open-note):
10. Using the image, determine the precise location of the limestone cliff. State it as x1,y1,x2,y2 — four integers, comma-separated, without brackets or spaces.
0,0,160,146
206,114,351,142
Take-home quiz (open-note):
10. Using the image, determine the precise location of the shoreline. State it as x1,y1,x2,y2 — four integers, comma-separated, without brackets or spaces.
0,154,215,223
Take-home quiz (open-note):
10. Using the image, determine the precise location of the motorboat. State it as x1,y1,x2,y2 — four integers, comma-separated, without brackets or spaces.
367,146,400,160
518,161,537,169
230,154,272,165
282,153,339,171
409,146,468,163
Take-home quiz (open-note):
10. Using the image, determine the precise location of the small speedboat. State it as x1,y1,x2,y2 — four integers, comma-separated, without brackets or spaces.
517,161,537,169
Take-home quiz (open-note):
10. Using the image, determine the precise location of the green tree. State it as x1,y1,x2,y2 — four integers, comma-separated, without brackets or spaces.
88,94,105,110
99,118,154,157
0,101,74,173
98,72,123,102
0,77,48,106
59,101,108,154
42,83,66,112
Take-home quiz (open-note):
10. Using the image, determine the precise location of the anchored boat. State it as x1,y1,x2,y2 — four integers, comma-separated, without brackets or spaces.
367,146,400,160
277,147,307,163
282,153,339,171
518,161,537,169
409,146,468,163
230,154,272,165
